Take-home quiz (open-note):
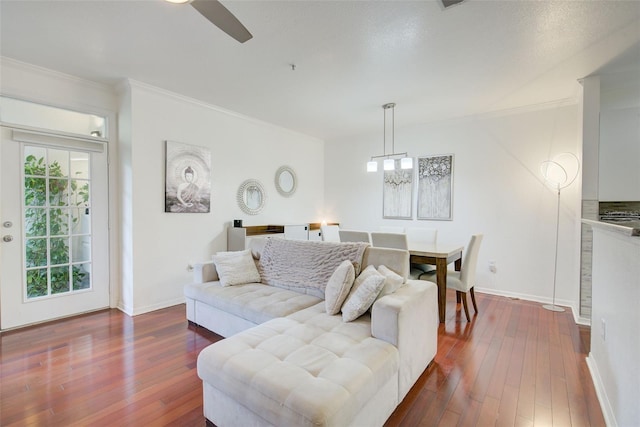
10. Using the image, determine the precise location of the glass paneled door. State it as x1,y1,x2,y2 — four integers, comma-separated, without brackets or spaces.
0,127,109,330
24,146,93,297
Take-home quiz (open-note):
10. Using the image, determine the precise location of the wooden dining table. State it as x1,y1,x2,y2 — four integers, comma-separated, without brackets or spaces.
409,243,464,323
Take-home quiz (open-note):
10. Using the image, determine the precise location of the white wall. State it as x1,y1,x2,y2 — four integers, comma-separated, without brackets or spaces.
587,226,640,427
119,81,325,315
325,102,583,313
599,107,640,201
599,70,640,201
0,58,117,113
580,76,601,201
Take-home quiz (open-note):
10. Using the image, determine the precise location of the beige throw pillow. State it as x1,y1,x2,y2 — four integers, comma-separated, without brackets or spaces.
376,265,404,300
341,265,385,322
325,260,356,315
212,249,261,287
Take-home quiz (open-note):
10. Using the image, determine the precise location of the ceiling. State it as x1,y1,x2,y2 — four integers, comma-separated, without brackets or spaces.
1,0,639,141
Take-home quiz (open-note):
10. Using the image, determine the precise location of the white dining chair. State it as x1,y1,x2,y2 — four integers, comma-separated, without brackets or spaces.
320,224,340,242
370,232,408,249
406,227,438,273
371,232,424,279
422,234,483,321
338,229,371,244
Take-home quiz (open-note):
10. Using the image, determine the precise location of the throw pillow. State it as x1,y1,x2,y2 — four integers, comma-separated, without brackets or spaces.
373,265,404,303
341,265,385,322
212,249,261,287
325,260,356,315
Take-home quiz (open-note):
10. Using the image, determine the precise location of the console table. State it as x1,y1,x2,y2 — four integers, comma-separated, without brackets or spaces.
227,223,338,251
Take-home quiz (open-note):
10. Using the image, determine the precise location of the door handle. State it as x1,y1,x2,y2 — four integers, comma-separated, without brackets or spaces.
3,235,13,242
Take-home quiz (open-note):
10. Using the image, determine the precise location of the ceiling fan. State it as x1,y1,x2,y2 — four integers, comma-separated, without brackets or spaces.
166,0,253,43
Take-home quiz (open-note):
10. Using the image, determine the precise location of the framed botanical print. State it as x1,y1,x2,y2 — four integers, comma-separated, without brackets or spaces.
383,159,413,219
417,154,453,220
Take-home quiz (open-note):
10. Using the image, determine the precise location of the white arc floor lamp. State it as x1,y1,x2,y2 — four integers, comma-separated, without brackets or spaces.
540,152,580,312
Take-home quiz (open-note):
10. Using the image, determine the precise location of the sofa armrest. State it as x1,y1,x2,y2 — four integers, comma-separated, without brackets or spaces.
371,278,438,401
193,261,218,284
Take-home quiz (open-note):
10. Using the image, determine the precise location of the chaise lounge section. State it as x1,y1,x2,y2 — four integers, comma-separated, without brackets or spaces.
185,238,438,426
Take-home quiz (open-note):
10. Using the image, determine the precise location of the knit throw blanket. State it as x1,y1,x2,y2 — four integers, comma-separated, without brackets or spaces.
258,238,369,299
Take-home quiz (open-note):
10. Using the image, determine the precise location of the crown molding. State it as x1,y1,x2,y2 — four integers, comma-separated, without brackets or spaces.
124,78,323,144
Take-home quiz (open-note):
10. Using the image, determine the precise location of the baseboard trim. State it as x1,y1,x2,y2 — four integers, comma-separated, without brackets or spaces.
586,353,617,427
475,287,582,324
124,297,186,316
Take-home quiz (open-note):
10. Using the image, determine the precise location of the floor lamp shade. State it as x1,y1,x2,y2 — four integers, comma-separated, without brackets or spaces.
540,152,580,312
540,160,568,189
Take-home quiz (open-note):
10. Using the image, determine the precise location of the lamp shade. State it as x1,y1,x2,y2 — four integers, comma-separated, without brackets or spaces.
400,157,413,169
383,158,395,171
552,152,580,188
540,160,568,189
367,160,378,172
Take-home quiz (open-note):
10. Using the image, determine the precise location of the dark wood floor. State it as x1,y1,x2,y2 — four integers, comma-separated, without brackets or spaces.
0,291,605,426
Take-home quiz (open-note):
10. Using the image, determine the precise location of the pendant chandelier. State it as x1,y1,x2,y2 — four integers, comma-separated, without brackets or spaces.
367,103,412,172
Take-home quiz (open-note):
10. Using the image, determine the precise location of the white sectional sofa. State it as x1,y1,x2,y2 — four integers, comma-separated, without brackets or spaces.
185,238,438,427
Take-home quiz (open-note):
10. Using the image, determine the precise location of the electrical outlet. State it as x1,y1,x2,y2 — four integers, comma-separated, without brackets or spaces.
488,260,497,273
601,318,606,341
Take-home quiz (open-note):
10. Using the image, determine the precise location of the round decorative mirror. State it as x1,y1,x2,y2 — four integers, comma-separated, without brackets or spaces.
275,166,297,197
237,179,266,215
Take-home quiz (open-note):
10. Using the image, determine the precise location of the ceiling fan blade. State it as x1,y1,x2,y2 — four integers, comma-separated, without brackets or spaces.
441,0,466,8
191,0,252,43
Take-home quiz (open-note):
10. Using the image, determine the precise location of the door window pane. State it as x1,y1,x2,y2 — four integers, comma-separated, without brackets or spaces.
71,208,91,235
71,179,90,207
25,208,47,237
25,177,46,206
51,266,70,294
24,147,47,176
49,208,69,236
70,152,90,179
49,237,69,265
25,238,47,267
72,236,91,263
73,264,91,290
49,179,68,206
26,268,48,298
1,96,107,138
48,149,69,177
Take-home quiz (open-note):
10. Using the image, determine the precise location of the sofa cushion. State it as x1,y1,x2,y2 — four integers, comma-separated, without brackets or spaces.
185,282,322,325
197,303,399,427
341,265,386,322
324,260,356,315
212,249,261,287
258,239,368,299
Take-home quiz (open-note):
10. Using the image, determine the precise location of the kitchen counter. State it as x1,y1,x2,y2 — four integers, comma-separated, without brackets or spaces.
582,219,640,237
